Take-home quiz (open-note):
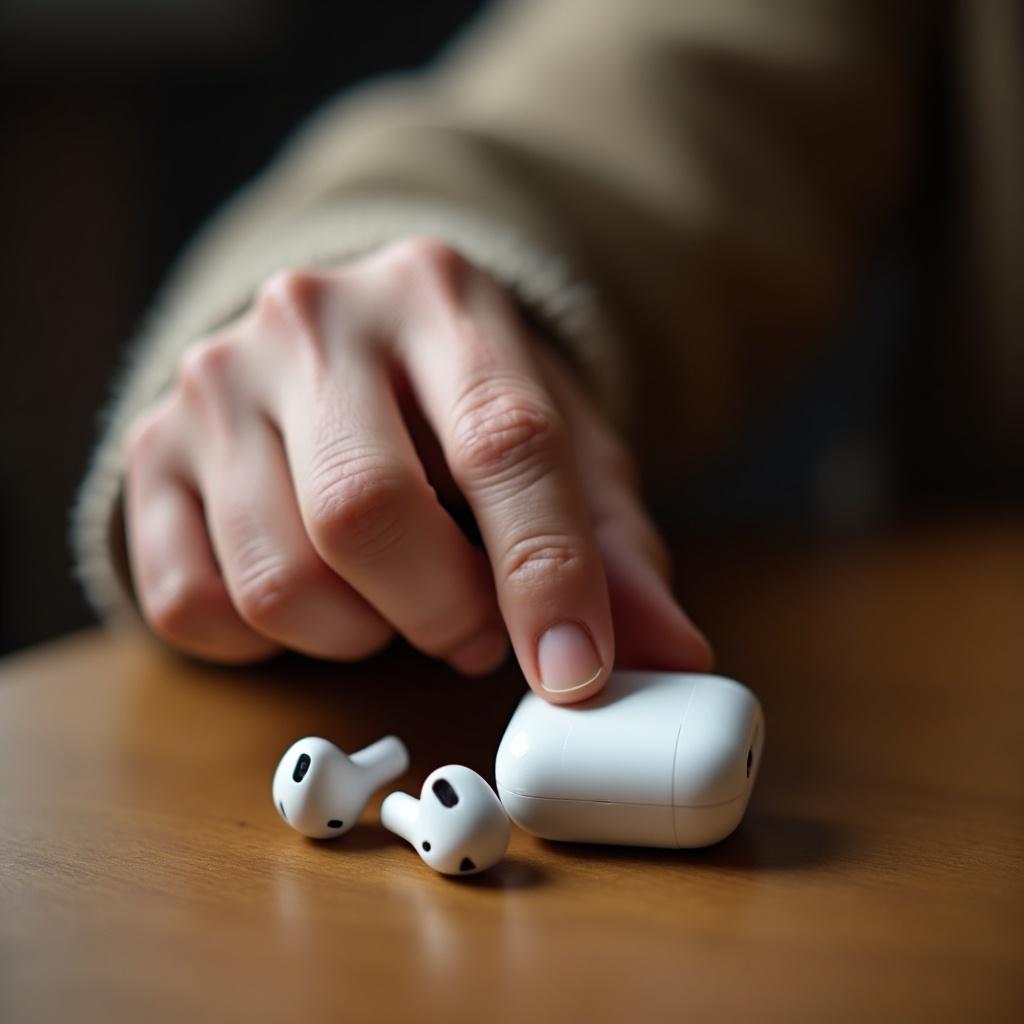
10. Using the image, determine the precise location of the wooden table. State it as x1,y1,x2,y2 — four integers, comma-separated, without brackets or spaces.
1,521,1021,1022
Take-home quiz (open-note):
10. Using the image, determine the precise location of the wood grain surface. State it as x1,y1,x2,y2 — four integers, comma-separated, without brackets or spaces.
1,521,1021,1022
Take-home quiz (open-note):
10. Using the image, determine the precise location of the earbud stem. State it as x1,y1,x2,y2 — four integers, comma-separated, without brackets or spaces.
350,735,409,791
380,791,419,843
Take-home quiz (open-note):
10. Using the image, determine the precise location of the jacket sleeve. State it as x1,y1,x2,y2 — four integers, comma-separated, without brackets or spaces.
73,0,917,620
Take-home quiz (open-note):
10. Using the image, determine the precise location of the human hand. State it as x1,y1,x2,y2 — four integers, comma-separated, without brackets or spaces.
123,239,710,702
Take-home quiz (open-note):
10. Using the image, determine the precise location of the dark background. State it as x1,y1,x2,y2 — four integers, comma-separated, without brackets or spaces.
0,0,484,654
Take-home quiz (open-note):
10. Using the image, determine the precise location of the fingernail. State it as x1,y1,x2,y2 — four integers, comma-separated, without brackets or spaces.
449,626,509,676
537,622,603,692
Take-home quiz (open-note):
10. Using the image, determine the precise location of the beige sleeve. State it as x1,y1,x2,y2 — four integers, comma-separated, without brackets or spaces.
73,0,916,620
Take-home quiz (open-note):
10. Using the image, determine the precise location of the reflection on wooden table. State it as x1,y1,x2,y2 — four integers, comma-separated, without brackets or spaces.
0,521,1021,1022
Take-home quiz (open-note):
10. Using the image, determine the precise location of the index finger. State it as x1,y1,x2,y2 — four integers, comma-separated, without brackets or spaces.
396,256,613,703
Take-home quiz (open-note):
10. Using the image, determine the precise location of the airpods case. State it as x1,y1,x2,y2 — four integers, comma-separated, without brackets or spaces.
495,671,763,848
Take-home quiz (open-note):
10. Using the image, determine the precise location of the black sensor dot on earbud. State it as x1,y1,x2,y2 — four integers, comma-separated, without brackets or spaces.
293,753,312,783
459,857,476,872
327,820,343,829
422,841,431,851
432,778,459,807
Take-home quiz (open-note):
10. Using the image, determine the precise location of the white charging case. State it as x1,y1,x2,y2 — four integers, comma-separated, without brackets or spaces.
495,670,764,848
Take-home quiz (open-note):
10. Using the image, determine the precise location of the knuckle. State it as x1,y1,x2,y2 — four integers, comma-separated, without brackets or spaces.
501,534,586,591
144,573,221,642
306,452,409,562
233,560,308,630
256,268,328,329
450,383,561,484
123,404,170,463
383,236,470,296
177,335,238,404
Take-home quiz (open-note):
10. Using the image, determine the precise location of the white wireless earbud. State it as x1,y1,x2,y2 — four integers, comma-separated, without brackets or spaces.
380,764,510,875
273,735,409,839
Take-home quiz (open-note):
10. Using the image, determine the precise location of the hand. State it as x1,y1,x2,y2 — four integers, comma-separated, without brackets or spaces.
123,239,711,702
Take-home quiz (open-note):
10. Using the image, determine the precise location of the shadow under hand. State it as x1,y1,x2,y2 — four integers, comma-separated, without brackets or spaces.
163,640,528,784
